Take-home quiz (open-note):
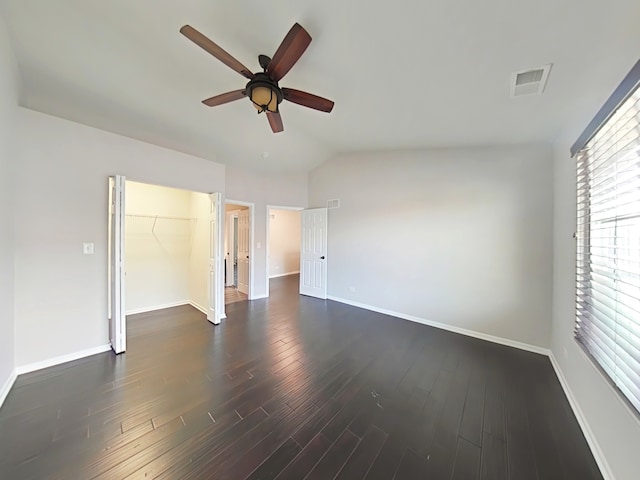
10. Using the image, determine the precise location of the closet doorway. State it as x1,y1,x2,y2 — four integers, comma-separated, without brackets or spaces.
224,201,253,304
108,177,223,354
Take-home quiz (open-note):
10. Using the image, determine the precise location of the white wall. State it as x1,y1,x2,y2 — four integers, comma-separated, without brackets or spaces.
225,167,307,298
125,181,193,313
0,14,18,401
551,138,640,480
13,108,225,367
309,146,554,349
189,191,210,313
268,209,301,277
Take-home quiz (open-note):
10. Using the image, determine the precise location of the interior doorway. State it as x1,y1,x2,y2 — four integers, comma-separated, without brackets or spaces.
224,200,253,304
266,205,303,296
108,176,224,354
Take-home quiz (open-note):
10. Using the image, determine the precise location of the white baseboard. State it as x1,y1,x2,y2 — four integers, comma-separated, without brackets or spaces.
126,301,190,316
15,344,112,375
327,296,550,356
0,368,18,408
189,301,207,315
269,271,300,279
250,294,268,300
549,354,614,480
190,302,226,322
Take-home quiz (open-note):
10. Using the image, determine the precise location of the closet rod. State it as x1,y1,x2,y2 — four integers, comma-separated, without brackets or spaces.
125,214,197,235
125,214,194,221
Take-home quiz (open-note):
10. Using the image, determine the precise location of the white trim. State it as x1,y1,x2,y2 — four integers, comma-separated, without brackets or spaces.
269,271,300,279
126,300,190,315
327,296,550,356
549,354,615,480
225,199,255,303
189,301,208,315
251,294,268,300
0,369,18,408
191,299,225,320
15,344,112,375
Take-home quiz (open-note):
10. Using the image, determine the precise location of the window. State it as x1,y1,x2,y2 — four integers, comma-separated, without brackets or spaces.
574,61,640,415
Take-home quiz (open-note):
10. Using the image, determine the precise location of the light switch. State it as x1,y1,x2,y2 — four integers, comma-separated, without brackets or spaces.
83,243,94,255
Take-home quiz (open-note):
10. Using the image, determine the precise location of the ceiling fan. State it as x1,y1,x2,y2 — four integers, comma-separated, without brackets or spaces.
180,23,334,133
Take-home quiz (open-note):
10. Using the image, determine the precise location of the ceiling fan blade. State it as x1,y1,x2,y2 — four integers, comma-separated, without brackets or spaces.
282,88,334,113
266,23,311,82
202,89,246,107
180,25,254,80
267,112,284,133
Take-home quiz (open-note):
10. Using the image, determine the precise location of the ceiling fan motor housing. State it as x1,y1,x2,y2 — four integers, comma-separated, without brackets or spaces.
246,73,283,113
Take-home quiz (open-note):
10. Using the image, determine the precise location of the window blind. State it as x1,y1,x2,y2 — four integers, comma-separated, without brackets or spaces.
575,84,640,415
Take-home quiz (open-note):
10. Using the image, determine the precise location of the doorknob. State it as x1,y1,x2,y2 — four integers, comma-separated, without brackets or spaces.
320,256,325,259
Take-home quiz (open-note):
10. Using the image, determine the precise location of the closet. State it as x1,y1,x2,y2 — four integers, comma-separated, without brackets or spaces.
124,181,210,315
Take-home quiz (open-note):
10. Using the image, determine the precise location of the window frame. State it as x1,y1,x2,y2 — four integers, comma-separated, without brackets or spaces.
572,58,640,418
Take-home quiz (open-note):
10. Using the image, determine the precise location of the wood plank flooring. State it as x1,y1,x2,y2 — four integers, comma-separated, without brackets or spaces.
225,286,248,305
0,275,603,479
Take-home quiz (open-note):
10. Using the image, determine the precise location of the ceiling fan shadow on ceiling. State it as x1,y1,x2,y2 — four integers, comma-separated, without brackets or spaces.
180,23,334,133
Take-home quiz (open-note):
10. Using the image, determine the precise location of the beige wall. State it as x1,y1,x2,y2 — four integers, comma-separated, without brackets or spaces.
188,191,211,313
125,181,193,313
13,108,225,367
268,209,301,277
225,166,307,298
0,14,18,400
309,145,554,349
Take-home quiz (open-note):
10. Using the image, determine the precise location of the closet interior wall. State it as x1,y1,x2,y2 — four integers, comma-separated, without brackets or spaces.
125,181,209,315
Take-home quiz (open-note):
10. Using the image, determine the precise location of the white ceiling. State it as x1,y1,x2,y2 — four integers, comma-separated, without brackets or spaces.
1,0,639,172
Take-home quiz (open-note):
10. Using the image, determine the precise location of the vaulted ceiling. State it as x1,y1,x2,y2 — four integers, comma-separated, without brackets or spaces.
1,0,639,171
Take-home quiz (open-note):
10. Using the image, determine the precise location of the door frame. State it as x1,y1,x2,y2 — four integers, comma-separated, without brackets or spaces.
225,199,255,299
265,204,304,297
225,210,239,287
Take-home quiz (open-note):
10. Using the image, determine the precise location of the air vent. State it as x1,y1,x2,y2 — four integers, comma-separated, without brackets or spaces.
327,199,340,209
510,64,552,97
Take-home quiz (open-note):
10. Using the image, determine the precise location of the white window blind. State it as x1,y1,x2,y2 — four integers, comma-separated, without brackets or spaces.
575,85,640,415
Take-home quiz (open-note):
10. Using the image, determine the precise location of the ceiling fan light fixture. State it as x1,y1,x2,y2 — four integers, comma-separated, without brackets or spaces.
246,73,283,114
181,23,333,133
250,85,278,113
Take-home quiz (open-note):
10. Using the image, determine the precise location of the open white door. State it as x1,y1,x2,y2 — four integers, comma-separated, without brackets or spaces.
300,208,328,299
208,193,223,324
225,212,237,287
237,209,250,295
108,175,126,353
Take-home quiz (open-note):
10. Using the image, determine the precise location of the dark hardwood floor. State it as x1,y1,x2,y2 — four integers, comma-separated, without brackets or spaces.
0,275,602,479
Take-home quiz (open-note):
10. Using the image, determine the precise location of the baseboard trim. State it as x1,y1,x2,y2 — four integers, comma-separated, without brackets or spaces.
189,301,207,315
126,301,190,315
15,344,112,375
549,354,614,480
269,271,300,279
0,368,18,408
327,296,550,356
250,294,268,300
